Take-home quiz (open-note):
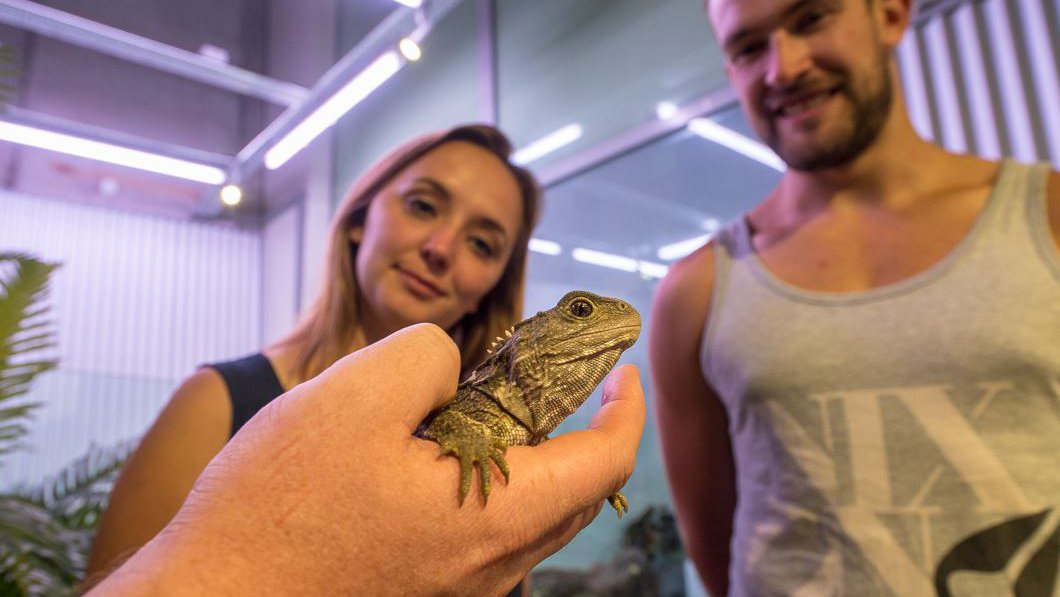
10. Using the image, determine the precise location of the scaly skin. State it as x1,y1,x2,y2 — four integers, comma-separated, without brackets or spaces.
417,290,641,518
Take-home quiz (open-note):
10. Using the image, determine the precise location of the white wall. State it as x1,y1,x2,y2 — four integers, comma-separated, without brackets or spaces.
0,191,262,485
262,201,300,346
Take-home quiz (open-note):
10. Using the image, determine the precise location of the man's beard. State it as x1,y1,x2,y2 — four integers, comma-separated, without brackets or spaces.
765,53,893,172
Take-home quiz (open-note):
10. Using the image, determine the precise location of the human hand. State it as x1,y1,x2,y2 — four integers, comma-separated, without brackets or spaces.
91,323,645,596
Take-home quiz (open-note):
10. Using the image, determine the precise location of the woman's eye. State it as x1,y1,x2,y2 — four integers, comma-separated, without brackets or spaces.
469,236,497,258
406,195,436,216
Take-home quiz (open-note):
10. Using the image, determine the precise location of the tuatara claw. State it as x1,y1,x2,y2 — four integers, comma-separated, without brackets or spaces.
435,415,509,506
492,451,510,484
607,492,629,519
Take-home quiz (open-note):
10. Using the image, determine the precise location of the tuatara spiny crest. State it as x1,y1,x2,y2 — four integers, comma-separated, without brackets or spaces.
416,290,641,517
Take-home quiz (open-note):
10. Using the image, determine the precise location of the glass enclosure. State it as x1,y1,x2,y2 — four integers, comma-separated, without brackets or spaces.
496,0,727,172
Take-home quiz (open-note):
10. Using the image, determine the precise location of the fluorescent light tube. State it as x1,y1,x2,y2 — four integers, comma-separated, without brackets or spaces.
266,52,403,170
638,261,669,279
512,124,583,165
392,0,422,7
687,118,785,172
0,121,226,184
657,234,712,261
572,248,638,272
572,247,669,279
529,238,562,255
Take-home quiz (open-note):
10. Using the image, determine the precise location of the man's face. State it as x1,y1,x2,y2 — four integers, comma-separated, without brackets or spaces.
708,0,895,171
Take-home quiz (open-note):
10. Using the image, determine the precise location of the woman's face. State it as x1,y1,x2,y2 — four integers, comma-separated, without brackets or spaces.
350,141,524,342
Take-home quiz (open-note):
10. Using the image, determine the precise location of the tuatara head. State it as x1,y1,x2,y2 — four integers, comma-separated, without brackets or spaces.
479,290,641,437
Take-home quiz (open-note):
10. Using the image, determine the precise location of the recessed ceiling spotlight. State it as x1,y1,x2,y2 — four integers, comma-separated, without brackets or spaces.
98,176,120,197
220,184,243,206
399,38,422,62
655,101,679,120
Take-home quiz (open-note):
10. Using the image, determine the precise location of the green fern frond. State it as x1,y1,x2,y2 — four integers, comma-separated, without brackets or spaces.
21,440,134,531
0,496,81,595
0,253,60,462
0,253,136,592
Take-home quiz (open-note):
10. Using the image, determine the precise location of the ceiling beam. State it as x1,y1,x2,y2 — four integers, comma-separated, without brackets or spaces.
0,0,309,106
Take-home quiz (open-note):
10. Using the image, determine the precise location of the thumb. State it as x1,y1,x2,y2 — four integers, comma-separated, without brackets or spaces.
503,364,646,534
308,323,462,431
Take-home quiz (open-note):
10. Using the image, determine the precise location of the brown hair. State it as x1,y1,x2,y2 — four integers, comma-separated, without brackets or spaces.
275,124,542,380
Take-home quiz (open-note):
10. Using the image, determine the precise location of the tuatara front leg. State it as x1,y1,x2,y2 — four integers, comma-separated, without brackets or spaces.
426,409,510,504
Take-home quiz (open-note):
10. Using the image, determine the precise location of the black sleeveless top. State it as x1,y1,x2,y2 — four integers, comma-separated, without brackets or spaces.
208,353,285,438
208,353,525,597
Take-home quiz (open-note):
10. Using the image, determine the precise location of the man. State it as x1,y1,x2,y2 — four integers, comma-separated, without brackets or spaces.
89,324,646,595
650,0,1060,595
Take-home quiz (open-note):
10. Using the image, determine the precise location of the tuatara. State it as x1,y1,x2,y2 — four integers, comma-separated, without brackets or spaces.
416,290,641,517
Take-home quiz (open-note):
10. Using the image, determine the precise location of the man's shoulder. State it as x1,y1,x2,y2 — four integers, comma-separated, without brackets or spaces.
651,239,721,342
1046,168,1060,250
658,239,719,303
1046,167,1060,199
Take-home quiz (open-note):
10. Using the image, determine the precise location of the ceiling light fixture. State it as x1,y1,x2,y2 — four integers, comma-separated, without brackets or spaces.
529,238,562,256
638,261,669,279
655,101,679,120
657,234,712,261
687,117,785,172
572,248,669,279
265,51,403,170
220,184,243,206
572,248,638,272
391,0,423,7
0,121,226,184
398,37,422,61
512,124,583,165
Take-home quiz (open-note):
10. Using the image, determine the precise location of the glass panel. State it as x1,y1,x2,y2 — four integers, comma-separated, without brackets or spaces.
525,103,781,573
332,0,483,205
497,0,728,172
533,104,780,268
2,370,176,487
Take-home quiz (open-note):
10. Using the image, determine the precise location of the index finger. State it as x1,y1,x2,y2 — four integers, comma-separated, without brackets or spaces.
306,323,462,430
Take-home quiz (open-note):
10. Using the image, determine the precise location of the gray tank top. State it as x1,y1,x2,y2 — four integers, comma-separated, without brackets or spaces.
703,160,1060,596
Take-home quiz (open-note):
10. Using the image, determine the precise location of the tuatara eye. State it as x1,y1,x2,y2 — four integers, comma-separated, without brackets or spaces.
569,297,594,318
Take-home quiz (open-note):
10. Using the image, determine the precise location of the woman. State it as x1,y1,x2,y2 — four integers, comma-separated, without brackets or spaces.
87,124,542,590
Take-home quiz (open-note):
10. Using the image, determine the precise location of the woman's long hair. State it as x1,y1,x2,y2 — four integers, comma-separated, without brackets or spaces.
275,124,542,381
